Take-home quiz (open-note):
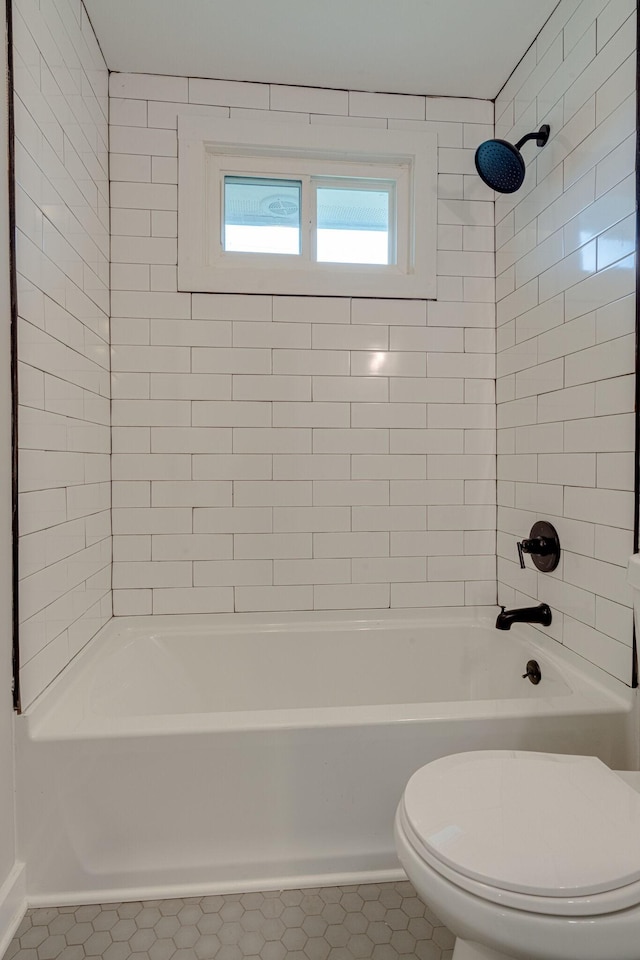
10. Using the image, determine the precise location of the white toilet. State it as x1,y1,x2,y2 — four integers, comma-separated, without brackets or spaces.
394,750,640,960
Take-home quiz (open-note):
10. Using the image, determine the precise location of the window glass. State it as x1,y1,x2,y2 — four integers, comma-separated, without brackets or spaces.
315,184,391,265
223,176,301,255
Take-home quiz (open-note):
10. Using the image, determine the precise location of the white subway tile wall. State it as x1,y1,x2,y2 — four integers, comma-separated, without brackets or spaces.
12,0,637,702
495,0,636,683
14,0,111,706
109,76,497,618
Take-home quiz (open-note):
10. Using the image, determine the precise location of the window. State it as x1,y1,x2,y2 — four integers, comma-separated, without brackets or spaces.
315,180,393,265
223,176,302,255
222,173,395,265
178,116,437,298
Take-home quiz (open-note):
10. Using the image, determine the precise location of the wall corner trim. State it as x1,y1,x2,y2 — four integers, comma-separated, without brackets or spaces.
0,861,26,955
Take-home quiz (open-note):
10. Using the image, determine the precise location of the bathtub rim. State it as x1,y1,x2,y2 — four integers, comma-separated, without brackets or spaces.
21,606,635,740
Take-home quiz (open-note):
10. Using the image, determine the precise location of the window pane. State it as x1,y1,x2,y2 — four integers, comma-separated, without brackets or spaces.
224,177,301,255
316,185,390,265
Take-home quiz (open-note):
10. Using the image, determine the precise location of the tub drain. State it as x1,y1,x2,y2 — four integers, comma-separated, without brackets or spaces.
522,659,541,684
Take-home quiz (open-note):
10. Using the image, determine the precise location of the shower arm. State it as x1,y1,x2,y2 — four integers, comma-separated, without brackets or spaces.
515,124,550,151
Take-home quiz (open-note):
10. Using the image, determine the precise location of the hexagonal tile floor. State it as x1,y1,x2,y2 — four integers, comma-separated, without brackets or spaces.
2,882,455,960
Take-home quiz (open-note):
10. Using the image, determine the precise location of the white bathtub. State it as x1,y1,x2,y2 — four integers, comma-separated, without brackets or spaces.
18,607,636,906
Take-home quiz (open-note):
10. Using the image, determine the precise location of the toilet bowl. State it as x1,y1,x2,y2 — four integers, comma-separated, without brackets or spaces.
394,750,640,960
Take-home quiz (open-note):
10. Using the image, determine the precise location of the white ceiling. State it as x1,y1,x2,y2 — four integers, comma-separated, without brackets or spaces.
85,0,561,100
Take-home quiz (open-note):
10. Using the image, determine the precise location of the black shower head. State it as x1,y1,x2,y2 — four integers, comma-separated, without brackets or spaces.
474,124,550,194
475,139,525,193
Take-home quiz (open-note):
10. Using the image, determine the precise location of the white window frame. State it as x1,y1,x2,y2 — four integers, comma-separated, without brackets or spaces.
178,115,437,299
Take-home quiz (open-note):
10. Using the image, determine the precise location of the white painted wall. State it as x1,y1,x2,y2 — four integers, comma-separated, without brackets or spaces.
13,0,111,709
108,76,497,618
0,0,15,884
496,0,637,684
0,3,22,950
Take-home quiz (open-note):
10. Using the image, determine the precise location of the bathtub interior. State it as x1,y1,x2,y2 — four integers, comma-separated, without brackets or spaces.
84,618,575,719
21,606,635,739
20,607,589,723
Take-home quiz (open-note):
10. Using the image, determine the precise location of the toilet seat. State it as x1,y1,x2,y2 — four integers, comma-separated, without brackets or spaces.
400,750,640,917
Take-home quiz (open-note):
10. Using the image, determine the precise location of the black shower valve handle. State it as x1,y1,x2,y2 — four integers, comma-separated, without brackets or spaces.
517,537,549,570
517,537,550,567
516,522,561,574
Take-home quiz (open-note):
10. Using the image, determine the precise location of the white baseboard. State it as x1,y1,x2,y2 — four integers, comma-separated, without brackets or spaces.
0,862,27,957
26,866,406,908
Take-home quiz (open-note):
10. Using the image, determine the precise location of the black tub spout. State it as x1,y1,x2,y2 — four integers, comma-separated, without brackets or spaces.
496,603,552,630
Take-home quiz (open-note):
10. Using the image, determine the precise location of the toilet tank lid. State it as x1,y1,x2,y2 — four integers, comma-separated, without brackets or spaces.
402,750,640,898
